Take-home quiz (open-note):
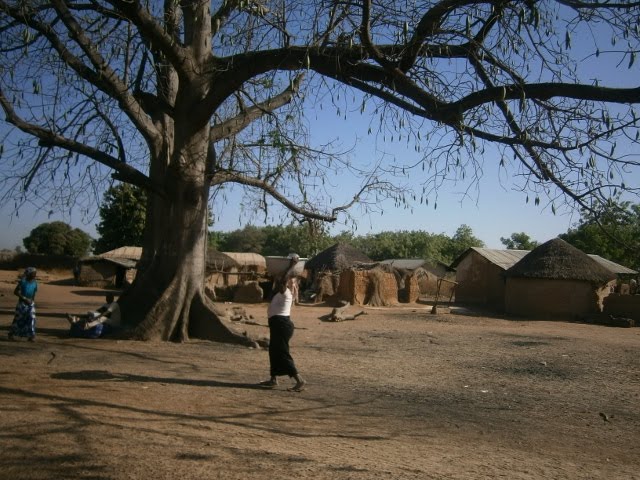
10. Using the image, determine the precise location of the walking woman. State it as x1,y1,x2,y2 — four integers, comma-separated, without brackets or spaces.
260,277,305,392
9,267,38,341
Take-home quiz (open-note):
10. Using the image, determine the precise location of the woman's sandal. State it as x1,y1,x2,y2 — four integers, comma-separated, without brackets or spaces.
287,380,306,392
258,379,277,388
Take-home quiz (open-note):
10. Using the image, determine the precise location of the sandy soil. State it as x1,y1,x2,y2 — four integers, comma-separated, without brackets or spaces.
0,268,639,480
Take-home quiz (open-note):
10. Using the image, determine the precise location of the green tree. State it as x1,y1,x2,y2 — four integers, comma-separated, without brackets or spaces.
500,233,539,250
215,223,332,257
207,231,229,252
441,225,485,263
353,230,449,261
261,224,332,257
560,201,640,270
217,225,267,253
94,184,147,254
1,2,639,342
23,221,92,257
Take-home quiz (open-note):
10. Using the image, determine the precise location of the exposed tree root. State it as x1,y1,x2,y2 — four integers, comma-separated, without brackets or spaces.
319,301,367,322
121,268,267,346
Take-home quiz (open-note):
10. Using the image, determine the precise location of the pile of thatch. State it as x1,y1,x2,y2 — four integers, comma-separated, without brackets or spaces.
365,268,397,306
505,238,615,285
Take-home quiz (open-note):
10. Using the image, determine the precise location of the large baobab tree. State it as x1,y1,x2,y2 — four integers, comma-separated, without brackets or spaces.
1,1,639,342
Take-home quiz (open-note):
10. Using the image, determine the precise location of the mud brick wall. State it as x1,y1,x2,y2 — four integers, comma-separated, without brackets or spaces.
603,294,640,321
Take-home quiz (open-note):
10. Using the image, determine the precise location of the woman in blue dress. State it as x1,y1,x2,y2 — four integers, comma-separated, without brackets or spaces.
8,267,38,341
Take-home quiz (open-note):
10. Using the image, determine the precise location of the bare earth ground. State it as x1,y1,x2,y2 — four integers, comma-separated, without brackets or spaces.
0,269,639,480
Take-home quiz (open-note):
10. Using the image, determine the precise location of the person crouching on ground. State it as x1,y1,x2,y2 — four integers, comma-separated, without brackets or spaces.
260,277,305,392
8,267,38,342
66,293,121,338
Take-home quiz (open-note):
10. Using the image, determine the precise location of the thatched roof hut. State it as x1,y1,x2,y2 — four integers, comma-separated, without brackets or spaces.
505,238,616,283
305,243,372,273
205,249,240,286
221,252,266,273
206,249,239,271
77,246,141,288
504,238,616,319
304,243,372,304
99,246,142,261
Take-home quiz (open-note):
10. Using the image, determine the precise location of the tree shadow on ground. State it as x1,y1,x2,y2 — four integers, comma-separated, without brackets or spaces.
46,277,77,286
51,369,269,390
0,383,387,440
69,289,120,297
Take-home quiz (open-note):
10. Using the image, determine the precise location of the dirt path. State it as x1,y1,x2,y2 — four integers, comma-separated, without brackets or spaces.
1,269,639,479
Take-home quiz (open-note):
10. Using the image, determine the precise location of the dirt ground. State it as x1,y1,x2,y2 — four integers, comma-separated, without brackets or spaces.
0,269,639,480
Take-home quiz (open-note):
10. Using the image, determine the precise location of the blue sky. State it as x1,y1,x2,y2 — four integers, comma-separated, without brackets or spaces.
0,133,580,251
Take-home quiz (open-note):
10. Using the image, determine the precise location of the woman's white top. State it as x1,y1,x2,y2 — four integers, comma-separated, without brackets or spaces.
268,288,293,317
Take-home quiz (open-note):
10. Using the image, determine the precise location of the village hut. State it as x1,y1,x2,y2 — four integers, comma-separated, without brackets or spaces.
305,243,372,273
451,247,529,310
381,258,456,301
504,238,616,319
219,252,267,302
76,246,142,287
595,256,640,322
205,249,241,296
304,243,373,303
589,255,637,277
221,252,266,280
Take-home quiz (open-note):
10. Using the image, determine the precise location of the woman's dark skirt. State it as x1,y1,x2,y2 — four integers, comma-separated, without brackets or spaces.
268,315,298,377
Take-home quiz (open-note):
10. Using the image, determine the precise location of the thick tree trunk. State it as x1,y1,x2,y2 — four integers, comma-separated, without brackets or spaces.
118,141,260,345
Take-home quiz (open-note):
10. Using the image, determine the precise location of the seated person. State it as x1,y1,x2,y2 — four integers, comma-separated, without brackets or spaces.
66,293,121,338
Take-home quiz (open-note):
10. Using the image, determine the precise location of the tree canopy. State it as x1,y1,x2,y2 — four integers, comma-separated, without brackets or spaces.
94,184,147,254
23,221,92,257
500,232,540,250
560,200,640,270
1,1,639,342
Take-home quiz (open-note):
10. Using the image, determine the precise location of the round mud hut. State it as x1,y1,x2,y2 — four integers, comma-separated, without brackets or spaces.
504,238,616,319
304,243,373,303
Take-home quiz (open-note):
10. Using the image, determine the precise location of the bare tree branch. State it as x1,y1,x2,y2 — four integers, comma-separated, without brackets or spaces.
0,88,157,195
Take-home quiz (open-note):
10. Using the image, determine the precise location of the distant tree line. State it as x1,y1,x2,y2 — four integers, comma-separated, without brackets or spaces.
211,223,485,265
19,185,640,270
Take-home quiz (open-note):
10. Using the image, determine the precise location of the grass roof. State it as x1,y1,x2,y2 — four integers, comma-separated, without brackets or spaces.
206,249,240,271
505,238,615,284
305,243,372,272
